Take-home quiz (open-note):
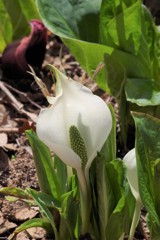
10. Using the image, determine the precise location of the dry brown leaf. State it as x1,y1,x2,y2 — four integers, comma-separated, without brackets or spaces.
27,227,46,239
0,219,17,234
0,133,8,147
0,147,9,171
14,231,29,240
15,207,38,221
0,104,8,126
4,143,17,151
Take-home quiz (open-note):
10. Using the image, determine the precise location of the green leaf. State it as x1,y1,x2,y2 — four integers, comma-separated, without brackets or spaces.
61,176,79,238
89,160,101,239
36,0,102,41
54,155,67,195
90,156,127,239
133,112,160,236
100,1,142,54
126,78,160,106
58,214,75,240
18,0,40,21
26,130,61,202
0,0,12,51
36,0,160,108
0,187,31,200
95,153,111,240
106,194,126,240
2,0,30,39
101,103,117,162
36,0,114,92
27,188,58,238
30,190,60,208
14,218,53,234
104,43,150,99
107,160,126,206
106,161,135,239
62,38,113,92
147,214,160,240
154,159,160,216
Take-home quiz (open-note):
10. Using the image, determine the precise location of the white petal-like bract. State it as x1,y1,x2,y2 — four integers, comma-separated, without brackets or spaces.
37,66,112,170
123,148,140,201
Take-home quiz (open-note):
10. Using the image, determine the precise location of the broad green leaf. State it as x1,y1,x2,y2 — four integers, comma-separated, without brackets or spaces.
26,130,61,202
105,160,129,239
0,187,31,200
147,214,160,240
54,155,67,195
62,38,113,92
126,78,160,106
106,160,126,205
14,218,52,234
95,153,111,240
27,188,58,238
89,160,101,239
103,2,160,107
18,0,40,21
29,190,60,208
36,0,113,92
58,214,75,240
104,49,149,98
36,0,160,108
133,112,160,234
154,159,160,216
100,1,142,54
90,156,127,239
106,194,126,240
2,0,30,39
61,176,79,238
101,103,117,162
106,161,135,239
36,0,102,41
0,0,12,51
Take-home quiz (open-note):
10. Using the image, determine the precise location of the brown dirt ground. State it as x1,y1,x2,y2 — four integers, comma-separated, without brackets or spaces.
0,35,149,240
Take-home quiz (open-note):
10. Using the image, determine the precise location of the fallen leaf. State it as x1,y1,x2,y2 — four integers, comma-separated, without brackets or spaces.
5,143,18,151
0,147,9,171
0,133,8,147
0,104,8,125
15,207,38,221
14,231,29,240
27,227,46,239
0,219,17,234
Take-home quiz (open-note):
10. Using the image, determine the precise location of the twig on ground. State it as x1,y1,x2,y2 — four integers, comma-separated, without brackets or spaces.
0,127,19,133
3,82,41,109
0,81,37,122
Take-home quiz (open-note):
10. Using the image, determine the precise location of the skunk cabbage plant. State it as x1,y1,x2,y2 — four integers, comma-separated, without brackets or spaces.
123,148,142,240
33,65,112,234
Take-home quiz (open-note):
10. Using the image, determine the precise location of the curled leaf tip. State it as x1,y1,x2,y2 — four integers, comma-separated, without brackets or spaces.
28,65,50,98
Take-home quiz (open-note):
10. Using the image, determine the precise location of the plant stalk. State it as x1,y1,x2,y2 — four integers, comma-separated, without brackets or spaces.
128,200,142,240
77,168,90,235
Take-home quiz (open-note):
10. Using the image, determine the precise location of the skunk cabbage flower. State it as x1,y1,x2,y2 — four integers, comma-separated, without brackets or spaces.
123,148,140,201
123,148,142,240
36,66,112,177
1,20,47,80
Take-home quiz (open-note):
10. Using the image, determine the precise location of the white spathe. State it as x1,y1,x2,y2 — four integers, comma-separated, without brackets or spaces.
36,65,112,172
123,148,140,201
